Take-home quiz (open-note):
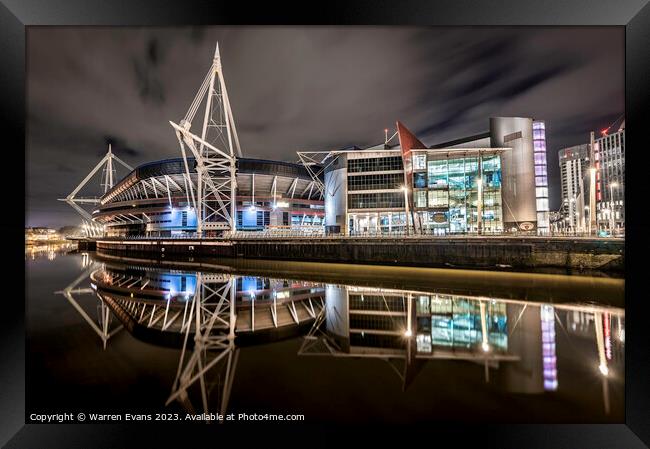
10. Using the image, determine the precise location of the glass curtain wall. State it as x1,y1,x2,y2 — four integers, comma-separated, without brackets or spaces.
416,153,503,234
533,121,550,233
415,294,508,353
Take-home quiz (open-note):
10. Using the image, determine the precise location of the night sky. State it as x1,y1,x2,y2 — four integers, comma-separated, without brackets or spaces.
26,26,624,228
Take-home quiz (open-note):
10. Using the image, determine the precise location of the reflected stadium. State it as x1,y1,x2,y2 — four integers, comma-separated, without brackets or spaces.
54,253,625,420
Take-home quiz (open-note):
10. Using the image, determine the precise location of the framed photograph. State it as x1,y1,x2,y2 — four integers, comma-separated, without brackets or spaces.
9,0,650,446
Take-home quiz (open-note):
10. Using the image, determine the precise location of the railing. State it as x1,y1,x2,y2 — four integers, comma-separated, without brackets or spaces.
225,228,325,240
100,233,201,241
94,229,624,241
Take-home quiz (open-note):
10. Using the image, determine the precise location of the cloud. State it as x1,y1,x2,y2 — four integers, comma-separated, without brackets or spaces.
26,26,623,227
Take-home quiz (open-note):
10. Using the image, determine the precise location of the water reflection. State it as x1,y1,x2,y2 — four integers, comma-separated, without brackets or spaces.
25,242,77,261
54,254,624,422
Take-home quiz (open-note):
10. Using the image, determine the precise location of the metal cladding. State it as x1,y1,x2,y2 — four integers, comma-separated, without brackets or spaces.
489,117,538,231
323,155,348,234
396,121,426,170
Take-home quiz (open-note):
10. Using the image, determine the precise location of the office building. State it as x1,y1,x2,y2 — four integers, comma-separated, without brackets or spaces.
595,122,625,232
558,144,590,230
320,116,549,235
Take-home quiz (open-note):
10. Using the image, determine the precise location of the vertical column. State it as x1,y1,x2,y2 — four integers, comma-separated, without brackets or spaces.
532,121,549,234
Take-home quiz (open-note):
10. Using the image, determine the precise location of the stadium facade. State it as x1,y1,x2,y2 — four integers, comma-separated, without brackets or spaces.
93,157,324,237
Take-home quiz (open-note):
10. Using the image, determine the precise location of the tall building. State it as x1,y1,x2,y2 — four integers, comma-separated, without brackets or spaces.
558,144,590,230
594,122,625,232
488,117,547,234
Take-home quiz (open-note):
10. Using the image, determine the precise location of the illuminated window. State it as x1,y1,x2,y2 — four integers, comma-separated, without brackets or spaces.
414,190,427,208
413,172,427,188
428,190,449,208
413,154,427,170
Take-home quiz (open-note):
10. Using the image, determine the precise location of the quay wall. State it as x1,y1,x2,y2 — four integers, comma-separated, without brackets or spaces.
93,237,624,273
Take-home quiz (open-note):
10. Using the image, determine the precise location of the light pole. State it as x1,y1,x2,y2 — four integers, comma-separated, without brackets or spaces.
609,182,618,234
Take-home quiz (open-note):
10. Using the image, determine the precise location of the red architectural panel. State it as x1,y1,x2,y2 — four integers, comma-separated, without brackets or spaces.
396,121,426,231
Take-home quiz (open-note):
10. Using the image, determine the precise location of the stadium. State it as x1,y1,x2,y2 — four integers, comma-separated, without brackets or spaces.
92,157,324,237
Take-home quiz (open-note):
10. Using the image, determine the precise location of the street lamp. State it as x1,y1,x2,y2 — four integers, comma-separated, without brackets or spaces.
609,182,619,234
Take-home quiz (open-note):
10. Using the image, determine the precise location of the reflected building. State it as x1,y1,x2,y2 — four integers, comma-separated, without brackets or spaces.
25,242,77,261
303,282,624,401
89,264,325,341
308,285,517,370
56,257,625,419
61,262,326,419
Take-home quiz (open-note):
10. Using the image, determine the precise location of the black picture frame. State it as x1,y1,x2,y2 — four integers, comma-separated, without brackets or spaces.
6,0,650,446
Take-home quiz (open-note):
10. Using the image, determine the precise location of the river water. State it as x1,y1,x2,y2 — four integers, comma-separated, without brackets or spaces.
26,244,624,423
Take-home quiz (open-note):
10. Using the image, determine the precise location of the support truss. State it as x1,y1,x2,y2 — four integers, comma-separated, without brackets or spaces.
58,144,133,237
166,273,238,420
171,43,241,236
54,261,123,349
296,151,341,198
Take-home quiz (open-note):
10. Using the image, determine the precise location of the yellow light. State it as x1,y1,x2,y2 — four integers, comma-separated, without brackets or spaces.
404,329,412,337
481,342,490,352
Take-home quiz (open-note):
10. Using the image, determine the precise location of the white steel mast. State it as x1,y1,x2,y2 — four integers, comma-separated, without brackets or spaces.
171,43,241,236
59,144,133,237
